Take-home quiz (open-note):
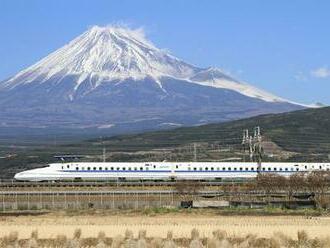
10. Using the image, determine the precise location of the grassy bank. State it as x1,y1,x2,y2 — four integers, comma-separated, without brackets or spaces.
0,206,327,217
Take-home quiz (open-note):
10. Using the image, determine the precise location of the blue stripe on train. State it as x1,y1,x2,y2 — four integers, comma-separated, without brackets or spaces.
62,170,304,173
62,170,172,173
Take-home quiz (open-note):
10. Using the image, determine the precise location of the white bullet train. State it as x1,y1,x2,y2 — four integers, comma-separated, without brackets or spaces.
14,162,330,181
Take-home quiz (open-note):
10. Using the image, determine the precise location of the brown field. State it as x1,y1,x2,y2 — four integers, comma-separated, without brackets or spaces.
1,210,330,240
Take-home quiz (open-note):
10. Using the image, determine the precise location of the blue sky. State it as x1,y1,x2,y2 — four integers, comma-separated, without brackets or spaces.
0,0,329,105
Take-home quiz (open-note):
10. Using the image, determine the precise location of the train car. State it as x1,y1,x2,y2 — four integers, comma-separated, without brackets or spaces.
14,162,330,181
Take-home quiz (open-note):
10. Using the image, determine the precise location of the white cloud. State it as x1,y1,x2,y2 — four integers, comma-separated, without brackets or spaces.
311,66,330,78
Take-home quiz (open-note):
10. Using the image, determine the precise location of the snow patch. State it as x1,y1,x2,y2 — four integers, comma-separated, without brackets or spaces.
97,124,115,129
158,122,183,127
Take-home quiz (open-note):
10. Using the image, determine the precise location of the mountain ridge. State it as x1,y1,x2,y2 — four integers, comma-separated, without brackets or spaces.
0,25,304,131
1,25,288,103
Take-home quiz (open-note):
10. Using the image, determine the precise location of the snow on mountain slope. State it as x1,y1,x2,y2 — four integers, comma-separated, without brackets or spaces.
2,26,198,91
0,25,305,131
189,67,285,103
2,25,287,104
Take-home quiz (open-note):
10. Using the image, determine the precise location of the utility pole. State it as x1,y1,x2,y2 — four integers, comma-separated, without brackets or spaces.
101,136,106,163
249,135,253,162
242,126,263,171
193,143,197,162
103,147,106,163
241,129,249,162
253,126,263,172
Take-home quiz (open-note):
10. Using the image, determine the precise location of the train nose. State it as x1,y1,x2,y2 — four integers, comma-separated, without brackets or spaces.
14,172,24,181
14,172,20,180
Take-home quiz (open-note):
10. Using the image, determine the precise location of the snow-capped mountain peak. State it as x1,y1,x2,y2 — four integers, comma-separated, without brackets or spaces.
2,25,292,104
3,25,197,90
0,25,303,131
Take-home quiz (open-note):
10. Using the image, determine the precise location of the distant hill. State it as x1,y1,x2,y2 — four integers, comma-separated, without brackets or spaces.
98,106,330,160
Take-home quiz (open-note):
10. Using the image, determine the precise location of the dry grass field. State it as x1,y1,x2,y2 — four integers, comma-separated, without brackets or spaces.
1,210,330,246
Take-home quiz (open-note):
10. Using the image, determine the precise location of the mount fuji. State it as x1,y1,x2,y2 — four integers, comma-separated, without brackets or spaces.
0,25,303,133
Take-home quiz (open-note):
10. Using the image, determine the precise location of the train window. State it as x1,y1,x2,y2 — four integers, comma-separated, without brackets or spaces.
239,167,243,171
117,167,120,170
296,168,299,171
319,165,322,169
128,167,131,171
62,166,64,169
194,167,197,171
279,168,282,171
105,167,108,170
223,167,226,170
205,167,208,171
274,168,277,171
99,167,102,170
188,167,191,171
251,168,254,171
285,168,288,171
111,167,114,170
234,168,237,171
211,167,214,171
305,165,308,169
262,168,266,171
75,167,79,171
217,167,220,170
228,167,231,171
140,167,143,171
153,165,156,169
122,167,126,171
93,167,96,171
245,168,249,171
268,167,271,171
67,165,70,169
176,165,179,169
87,167,91,170
134,167,137,171
199,167,202,171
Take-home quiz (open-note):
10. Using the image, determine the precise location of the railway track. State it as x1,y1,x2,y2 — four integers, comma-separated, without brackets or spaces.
0,190,324,197
0,180,248,188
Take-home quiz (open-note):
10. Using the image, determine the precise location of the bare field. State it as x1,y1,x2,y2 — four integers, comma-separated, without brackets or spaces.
1,211,330,240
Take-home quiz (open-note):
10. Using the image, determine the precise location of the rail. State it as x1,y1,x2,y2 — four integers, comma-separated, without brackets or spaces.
0,179,250,188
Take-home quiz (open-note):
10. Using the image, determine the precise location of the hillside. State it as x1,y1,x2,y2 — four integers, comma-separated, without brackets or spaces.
95,106,330,159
